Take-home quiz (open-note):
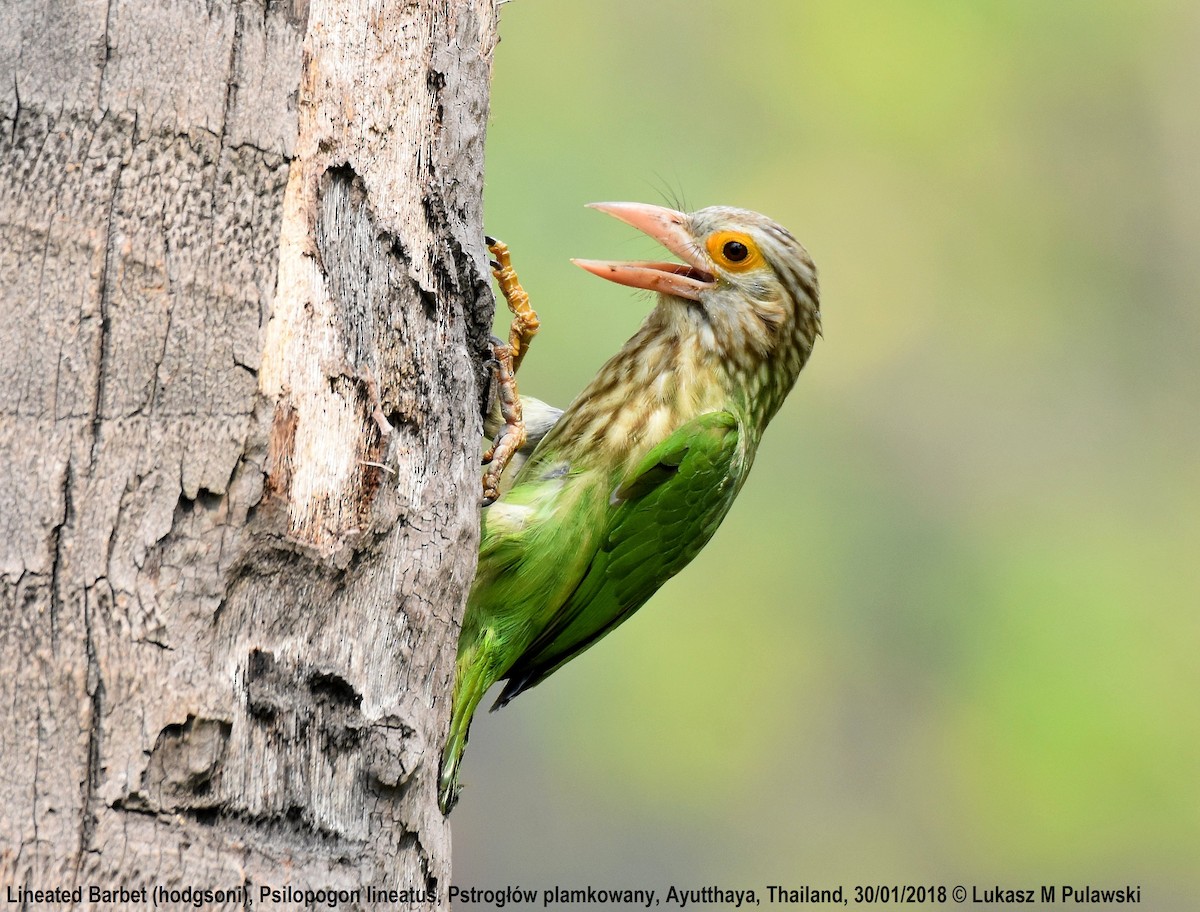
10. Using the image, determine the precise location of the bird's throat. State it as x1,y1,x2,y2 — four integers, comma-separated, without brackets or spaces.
537,309,734,472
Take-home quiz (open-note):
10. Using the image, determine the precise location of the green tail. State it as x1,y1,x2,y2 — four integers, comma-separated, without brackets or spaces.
438,639,494,814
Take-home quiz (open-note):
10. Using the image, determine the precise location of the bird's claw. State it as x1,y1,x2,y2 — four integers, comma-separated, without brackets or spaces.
481,338,525,501
488,236,540,374
479,237,539,502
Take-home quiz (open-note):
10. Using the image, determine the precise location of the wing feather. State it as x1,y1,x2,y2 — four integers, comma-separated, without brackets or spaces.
495,410,744,706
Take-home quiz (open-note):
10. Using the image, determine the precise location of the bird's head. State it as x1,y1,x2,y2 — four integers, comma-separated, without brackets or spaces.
573,202,821,402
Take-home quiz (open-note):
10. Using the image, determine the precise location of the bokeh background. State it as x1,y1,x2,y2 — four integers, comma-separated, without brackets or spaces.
453,1,1199,905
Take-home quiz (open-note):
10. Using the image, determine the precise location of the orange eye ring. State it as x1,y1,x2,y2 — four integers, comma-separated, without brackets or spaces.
705,231,763,272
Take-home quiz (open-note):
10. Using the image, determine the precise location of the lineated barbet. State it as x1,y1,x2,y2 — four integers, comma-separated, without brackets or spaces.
439,202,821,813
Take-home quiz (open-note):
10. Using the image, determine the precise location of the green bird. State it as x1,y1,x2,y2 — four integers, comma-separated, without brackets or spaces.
439,202,821,813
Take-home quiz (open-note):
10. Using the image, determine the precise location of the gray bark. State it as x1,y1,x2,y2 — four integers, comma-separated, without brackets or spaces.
0,0,497,907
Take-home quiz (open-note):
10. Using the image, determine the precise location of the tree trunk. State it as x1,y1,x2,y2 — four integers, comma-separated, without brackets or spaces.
0,0,496,906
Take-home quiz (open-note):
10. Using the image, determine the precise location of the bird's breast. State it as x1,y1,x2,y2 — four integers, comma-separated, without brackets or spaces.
532,323,734,477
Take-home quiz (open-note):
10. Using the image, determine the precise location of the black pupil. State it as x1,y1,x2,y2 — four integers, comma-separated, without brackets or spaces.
723,240,748,262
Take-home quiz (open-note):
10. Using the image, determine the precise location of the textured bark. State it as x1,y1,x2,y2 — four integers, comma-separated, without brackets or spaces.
0,0,496,906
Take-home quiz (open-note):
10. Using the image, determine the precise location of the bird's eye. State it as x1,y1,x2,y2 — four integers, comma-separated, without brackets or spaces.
723,241,748,262
705,231,763,272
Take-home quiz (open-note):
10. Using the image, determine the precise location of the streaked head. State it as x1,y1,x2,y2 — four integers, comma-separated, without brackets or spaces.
573,202,821,377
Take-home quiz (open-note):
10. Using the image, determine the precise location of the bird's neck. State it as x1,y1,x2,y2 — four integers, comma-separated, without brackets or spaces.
544,300,801,472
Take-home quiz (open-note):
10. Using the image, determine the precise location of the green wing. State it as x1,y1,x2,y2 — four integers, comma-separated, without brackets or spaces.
494,410,744,706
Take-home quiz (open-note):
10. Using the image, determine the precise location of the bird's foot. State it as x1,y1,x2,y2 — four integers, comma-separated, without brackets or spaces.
480,235,539,503
481,336,525,505
487,236,540,374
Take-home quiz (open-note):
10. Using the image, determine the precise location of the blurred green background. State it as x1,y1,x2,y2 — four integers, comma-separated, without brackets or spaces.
453,0,1199,904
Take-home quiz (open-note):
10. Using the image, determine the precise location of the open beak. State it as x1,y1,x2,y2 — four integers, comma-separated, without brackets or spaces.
572,202,715,302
